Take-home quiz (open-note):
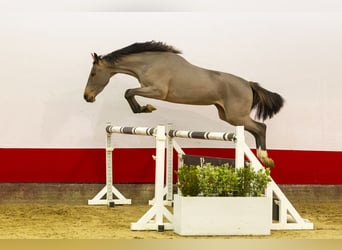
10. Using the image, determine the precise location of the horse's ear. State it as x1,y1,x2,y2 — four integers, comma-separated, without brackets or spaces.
91,53,99,64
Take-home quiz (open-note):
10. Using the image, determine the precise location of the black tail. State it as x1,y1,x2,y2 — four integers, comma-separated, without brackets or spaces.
249,81,284,121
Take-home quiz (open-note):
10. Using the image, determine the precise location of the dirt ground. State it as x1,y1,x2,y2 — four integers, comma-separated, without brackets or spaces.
0,199,341,239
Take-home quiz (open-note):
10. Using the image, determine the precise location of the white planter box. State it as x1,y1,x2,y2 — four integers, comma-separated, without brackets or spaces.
173,194,272,236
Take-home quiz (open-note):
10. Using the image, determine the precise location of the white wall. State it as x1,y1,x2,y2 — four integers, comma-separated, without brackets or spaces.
0,1,342,151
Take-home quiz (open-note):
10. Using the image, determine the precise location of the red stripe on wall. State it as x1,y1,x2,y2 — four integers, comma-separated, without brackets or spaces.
0,148,341,184
267,149,342,184
0,149,105,183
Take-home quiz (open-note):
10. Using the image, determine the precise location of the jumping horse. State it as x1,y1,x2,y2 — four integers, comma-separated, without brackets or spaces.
84,41,284,167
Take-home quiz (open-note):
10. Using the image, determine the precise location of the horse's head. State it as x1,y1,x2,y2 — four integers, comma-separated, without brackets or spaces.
84,53,113,103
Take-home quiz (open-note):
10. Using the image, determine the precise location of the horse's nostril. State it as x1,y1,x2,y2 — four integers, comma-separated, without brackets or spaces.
84,93,95,103
84,94,90,102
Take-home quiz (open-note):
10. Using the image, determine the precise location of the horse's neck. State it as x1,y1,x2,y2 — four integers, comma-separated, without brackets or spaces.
109,54,148,79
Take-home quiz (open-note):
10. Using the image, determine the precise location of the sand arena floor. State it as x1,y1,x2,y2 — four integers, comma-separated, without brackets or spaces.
0,199,341,239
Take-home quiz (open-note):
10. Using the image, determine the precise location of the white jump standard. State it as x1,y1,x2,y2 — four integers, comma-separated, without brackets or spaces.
168,126,313,231
89,123,313,233
99,124,173,231
88,124,133,206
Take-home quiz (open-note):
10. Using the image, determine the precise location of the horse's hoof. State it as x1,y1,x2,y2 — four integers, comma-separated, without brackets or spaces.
141,104,156,113
261,157,275,168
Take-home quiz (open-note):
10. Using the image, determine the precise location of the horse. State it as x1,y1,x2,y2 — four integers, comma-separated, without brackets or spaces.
84,41,284,167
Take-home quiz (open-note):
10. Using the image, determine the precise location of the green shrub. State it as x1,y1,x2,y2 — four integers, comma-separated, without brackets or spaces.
235,164,271,197
216,164,239,196
197,163,220,196
176,165,201,196
176,162,271,197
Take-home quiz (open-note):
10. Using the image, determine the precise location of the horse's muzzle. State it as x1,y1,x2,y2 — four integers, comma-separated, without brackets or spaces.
84,93,96,103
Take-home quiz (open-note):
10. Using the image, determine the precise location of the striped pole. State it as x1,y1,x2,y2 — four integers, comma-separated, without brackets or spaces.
106,125,156,136
168,129,236,141
106,125,236,142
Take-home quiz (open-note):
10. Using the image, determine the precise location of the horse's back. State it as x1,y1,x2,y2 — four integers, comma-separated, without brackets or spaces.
136,52,253,105
158,53,251,103
161,53,251,90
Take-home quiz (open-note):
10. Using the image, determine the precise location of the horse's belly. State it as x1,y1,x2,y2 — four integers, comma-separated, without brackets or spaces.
165,91,216,105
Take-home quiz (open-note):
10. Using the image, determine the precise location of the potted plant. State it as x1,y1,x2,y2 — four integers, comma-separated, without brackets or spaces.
173,163,272,235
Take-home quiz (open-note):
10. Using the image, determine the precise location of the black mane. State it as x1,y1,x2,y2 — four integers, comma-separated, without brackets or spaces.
102,41,181,62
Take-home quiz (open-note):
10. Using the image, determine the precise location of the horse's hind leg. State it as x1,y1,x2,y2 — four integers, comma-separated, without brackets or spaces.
242,118,275,168
215,104,274,167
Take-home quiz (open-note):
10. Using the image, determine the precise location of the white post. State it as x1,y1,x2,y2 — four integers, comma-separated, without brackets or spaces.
131,125,173,231
154,125,166,228
235,126,245,169
165,124,174,203
106,126,114,206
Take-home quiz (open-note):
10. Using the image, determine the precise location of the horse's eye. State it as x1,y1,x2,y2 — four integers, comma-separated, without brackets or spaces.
91,72,96,77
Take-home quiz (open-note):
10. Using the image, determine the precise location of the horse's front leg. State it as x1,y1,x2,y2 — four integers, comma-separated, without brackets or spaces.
124,87,160,113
